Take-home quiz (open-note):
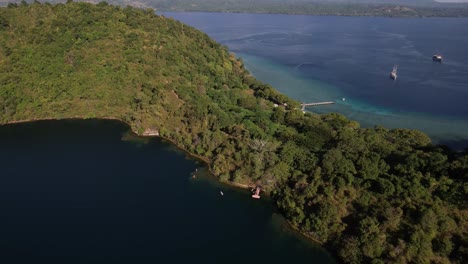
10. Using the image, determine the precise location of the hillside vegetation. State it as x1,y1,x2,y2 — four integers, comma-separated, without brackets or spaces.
0,2,467,263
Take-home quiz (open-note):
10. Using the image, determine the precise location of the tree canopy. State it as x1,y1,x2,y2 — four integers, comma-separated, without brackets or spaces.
0,2,466,263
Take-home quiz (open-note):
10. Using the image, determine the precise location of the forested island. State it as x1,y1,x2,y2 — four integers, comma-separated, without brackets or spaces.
0,2,467,263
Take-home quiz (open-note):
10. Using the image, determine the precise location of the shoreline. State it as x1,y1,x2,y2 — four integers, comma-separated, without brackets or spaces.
2,117,253,190
1,117,326,249
160,9,468,19
239,54,468,151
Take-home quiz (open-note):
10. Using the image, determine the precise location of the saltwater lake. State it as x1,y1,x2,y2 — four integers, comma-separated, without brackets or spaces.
165,12,468,149
0,120,334,263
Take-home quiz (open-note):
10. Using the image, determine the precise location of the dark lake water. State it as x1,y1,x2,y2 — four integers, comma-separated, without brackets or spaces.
0,120,334,263
164,12,468,148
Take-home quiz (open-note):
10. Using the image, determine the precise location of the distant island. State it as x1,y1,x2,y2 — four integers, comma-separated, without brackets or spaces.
140,0,468,17
0,2,466,263
13,0,466,18
2,0,468,17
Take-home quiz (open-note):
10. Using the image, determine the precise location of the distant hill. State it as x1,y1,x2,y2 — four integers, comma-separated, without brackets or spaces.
308,0,468,6
145,0,468,17
2,0,468,16
302,0,438,5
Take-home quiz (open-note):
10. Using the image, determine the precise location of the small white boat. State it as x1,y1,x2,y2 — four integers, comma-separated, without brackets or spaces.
390,65,398,80
433,54,443,62
220,191,224,196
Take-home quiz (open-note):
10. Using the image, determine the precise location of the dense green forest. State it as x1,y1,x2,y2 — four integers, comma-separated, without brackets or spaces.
0,2,466,263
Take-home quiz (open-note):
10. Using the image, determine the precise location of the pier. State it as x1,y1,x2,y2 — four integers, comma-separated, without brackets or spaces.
301,101,335,111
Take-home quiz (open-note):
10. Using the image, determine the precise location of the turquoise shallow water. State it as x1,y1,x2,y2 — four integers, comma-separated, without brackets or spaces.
240,53,468,148
165,12,468,149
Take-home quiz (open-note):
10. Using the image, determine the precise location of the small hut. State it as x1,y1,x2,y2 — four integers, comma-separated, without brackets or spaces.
252,186,261,199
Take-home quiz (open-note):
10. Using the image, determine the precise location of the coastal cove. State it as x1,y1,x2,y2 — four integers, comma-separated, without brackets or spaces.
164,12,468,149
1,4,466,263
0,119,335,263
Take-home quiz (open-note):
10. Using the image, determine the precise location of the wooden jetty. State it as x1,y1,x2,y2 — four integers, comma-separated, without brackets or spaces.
301,101,335,111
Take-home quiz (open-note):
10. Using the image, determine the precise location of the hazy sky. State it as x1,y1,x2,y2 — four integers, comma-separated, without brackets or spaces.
435,0,468,2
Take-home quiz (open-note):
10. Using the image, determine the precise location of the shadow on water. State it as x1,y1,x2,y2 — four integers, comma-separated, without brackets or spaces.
120,130,152,146
0,119,335,264
438,139,468,152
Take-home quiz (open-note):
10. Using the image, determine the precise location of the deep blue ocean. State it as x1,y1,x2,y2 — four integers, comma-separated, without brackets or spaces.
165,12,468,148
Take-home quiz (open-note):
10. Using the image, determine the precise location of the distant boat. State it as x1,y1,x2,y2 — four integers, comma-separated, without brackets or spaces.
433,54,443,62
220,191,224,196
390,65,398,80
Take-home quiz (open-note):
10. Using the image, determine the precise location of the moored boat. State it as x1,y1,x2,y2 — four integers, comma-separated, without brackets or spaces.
390,65,398,80
433,54,443,62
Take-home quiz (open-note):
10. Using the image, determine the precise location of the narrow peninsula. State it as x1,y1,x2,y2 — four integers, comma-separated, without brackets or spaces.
0,2,466,263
